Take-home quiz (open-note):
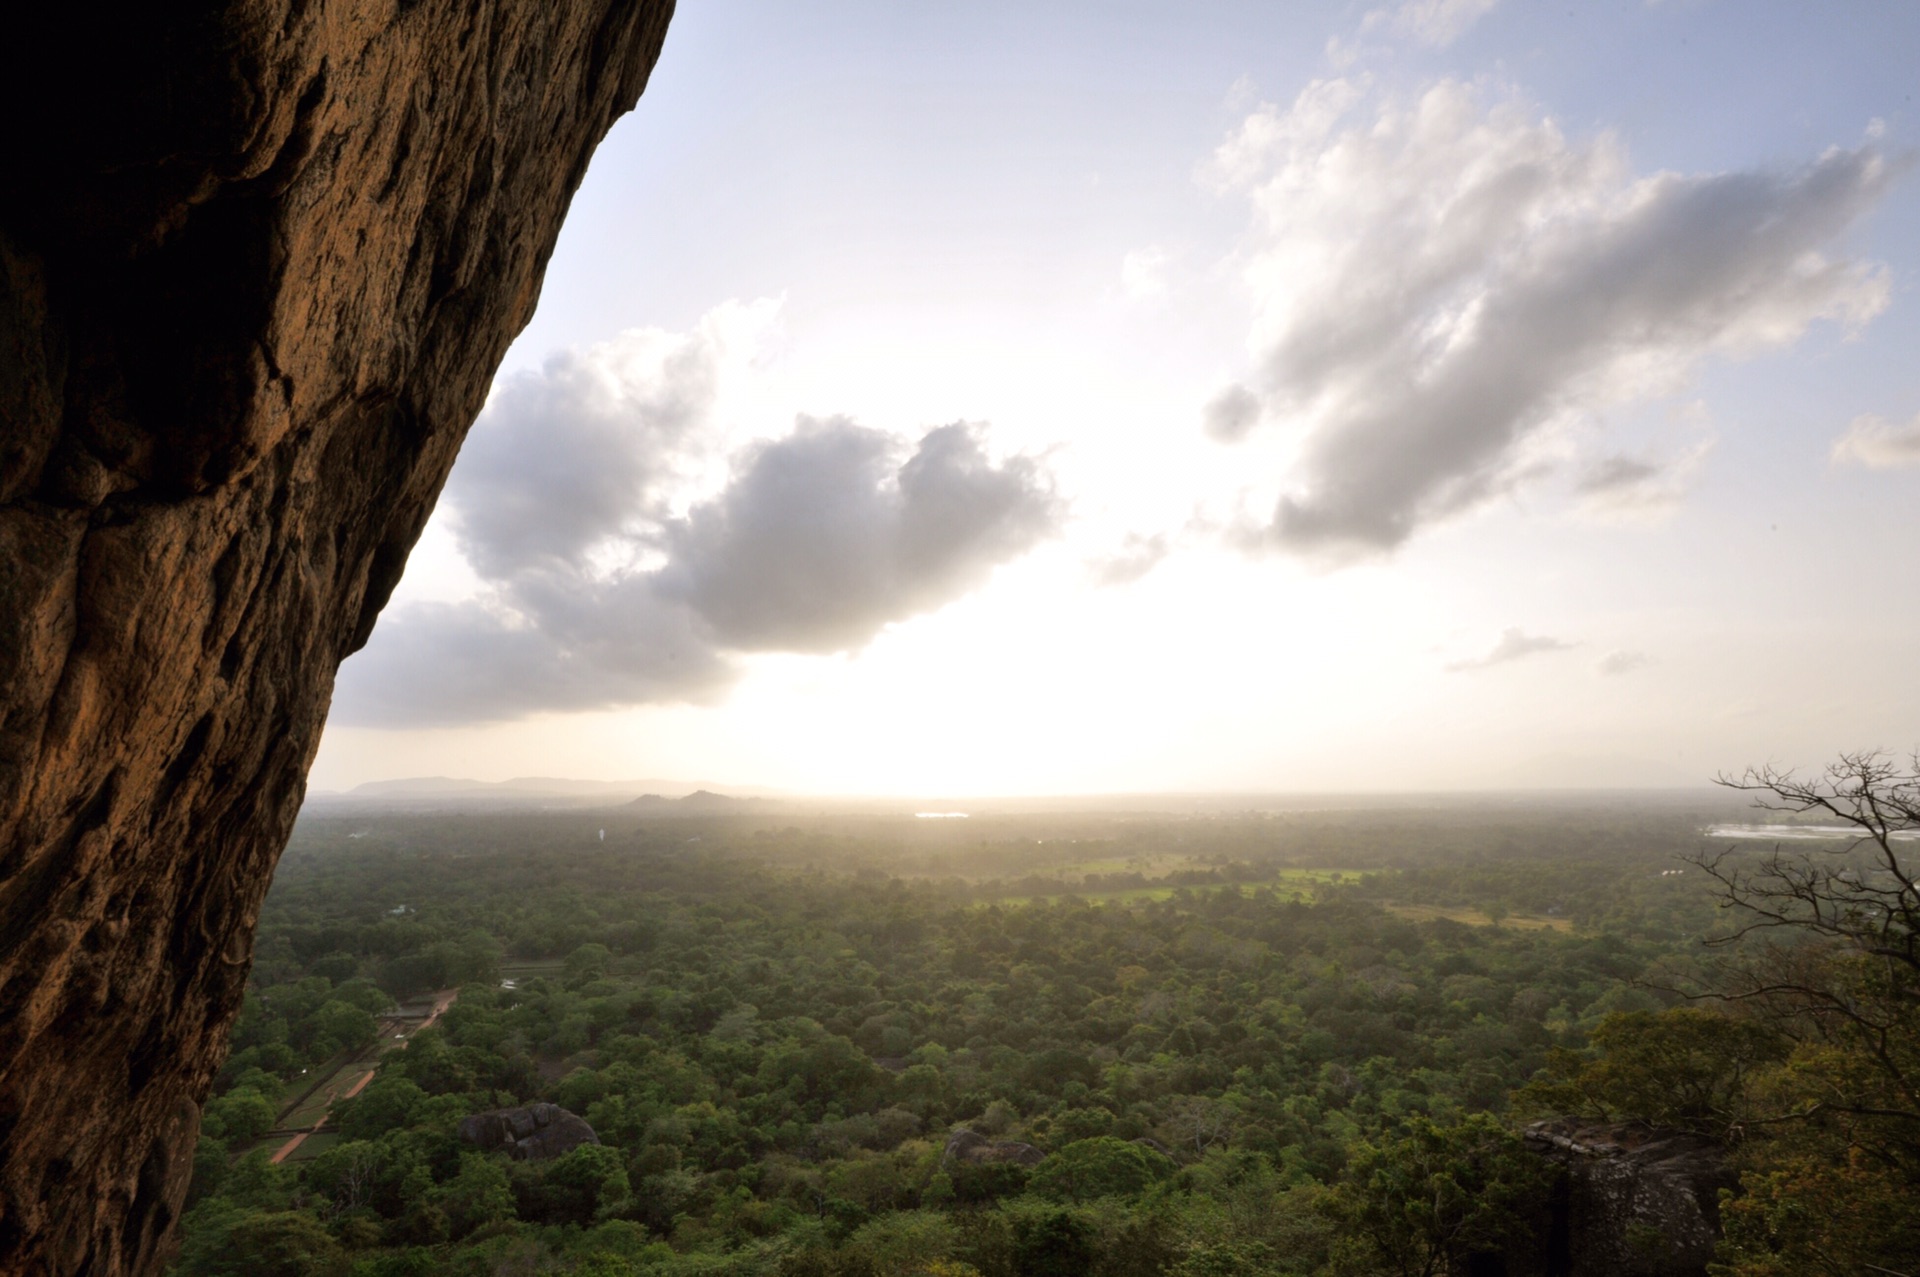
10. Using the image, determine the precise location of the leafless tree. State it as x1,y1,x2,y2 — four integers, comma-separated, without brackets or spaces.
1683,750,1920,1159
1169,1094,1239,1156
313,1141,381,1220
1700,751,1920,966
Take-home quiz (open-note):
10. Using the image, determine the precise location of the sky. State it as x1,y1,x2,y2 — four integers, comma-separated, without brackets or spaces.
310,0,1920,796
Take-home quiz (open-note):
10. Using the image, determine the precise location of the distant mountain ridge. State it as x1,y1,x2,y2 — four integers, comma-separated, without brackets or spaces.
308,776,784,807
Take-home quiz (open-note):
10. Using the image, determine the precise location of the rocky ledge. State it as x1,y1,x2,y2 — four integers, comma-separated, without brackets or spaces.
1516,1119,1736,1277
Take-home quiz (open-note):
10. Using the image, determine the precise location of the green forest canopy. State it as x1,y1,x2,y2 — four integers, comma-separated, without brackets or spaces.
175,787,1920,1276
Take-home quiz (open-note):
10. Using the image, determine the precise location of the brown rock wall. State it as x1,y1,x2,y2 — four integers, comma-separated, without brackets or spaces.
0,3,675,1272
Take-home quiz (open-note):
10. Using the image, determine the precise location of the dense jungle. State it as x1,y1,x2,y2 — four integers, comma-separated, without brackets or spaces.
172,774,1920,1277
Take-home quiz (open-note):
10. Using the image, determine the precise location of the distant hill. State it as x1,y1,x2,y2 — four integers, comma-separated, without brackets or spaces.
306,776,783,810
348,776,494,796
625,789,761,815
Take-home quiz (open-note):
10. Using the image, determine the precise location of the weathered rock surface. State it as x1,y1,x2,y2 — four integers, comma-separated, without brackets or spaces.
0,3,675,1272
458,1103,600,1161
944,1128,1048,1167
1511,1120,1737,1277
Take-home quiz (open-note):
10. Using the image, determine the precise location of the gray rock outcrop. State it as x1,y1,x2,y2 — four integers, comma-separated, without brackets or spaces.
458,1102,601,1161
1514,1119,1737,1277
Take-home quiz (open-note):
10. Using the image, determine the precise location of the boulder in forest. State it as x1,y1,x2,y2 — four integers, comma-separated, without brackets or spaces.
458,1103,600,1161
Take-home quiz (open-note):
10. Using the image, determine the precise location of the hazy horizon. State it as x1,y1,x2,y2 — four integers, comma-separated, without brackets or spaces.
307,770,1736,807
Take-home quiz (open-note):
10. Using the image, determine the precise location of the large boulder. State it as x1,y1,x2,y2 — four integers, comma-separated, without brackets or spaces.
1511,1120,1736,1277
458,1102,600,1161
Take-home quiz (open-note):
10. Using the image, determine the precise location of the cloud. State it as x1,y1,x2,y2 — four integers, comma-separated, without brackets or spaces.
1576,428,1715,517
1578,456,1663,497
1831,412,1920,469
1596,649,1650,676
1371,0,1500,47
333,306,1059,727
446,301,773,579
1208,79,1894,558
1330,0,1498,66
1446,628,1576,672
657,418,1060,651
1085,532,1172,588
1202,383,1262,442
330,592,735,728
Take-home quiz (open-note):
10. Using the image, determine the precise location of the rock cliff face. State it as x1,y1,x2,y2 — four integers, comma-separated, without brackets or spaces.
1511,1120,1737,1277
0,3,675,1271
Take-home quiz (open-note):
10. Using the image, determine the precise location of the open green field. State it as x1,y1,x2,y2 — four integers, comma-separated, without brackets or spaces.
272,1054,372,1131
277,1130,340,1164
1382,902,1575,932
1015,853,1197,878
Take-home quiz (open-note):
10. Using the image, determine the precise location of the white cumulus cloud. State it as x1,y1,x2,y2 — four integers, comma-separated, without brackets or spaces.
1207,78,1894,559
333,303,1061,727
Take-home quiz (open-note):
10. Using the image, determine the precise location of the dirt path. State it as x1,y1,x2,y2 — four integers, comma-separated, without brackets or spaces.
419,988,457,1029
264,988,459,1165
267,1062,379,1164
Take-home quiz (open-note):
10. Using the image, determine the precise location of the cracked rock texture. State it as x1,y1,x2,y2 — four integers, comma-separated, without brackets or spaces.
458,1103,601,1161
1512,1120,1737,1277
0,2,674,1271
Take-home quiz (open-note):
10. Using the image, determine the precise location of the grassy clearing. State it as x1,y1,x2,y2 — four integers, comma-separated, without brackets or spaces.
275,1057,363,1130
271,1016,413,1132
986,886,1184,907
279,1130,340,1163
1382,903,1574,932
1273,867,1367,886
1036,854,1192,877
982,870,1369,908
